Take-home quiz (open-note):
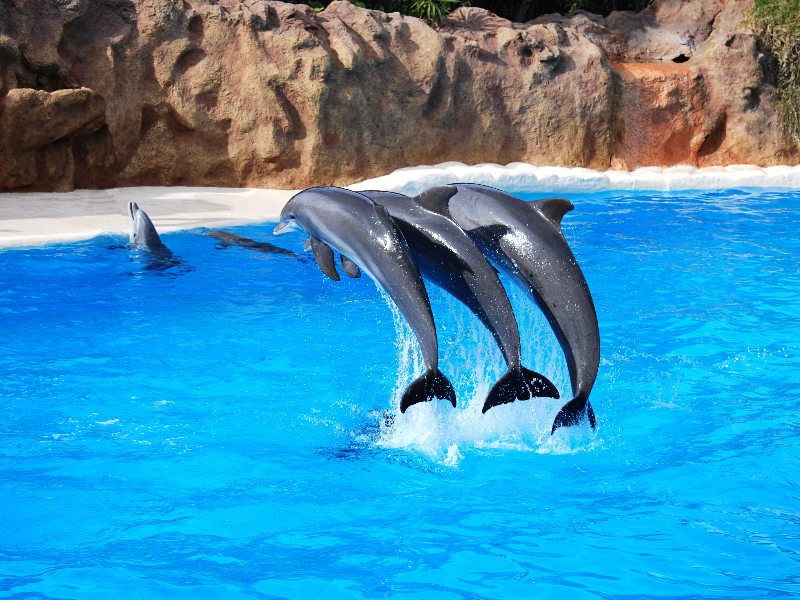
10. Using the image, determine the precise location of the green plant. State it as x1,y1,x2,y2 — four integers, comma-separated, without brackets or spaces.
744,0,800,142
309,0,325,10
406,0,463,22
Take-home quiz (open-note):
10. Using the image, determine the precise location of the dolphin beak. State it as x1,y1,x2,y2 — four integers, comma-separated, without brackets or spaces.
128,202,137,242
273,220,296,235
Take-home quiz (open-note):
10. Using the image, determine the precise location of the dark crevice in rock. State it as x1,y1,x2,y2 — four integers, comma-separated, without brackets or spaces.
744,87,760,110
698,114,727,158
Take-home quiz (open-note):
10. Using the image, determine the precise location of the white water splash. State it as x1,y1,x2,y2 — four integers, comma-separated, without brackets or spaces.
374,281,600,463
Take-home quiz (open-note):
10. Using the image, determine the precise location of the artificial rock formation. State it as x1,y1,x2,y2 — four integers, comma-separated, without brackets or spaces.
0,0,796,192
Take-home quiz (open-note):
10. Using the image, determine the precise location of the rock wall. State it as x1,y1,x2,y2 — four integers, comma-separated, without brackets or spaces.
0,0,796,192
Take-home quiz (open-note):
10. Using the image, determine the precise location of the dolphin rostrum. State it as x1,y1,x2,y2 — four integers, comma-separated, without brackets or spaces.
428,184,600,434
360,188,559,413
273,186,456,413
128,202,164,247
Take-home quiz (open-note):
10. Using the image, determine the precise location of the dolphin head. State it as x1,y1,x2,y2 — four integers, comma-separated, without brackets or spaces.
273,196,302,235
128,202,163,246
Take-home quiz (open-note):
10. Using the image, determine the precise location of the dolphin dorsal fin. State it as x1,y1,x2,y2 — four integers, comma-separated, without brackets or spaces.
530,197,574,232
372,202,394,227
309,237,340,281
413,185,458,218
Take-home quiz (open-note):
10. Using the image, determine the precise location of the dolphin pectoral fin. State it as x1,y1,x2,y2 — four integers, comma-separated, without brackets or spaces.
413,185,458,218
303,238,312,252
551,397,595,434
310,237,339,281
529,197,574,232
482,367,559,413
340,255,361,278
400,369,457,413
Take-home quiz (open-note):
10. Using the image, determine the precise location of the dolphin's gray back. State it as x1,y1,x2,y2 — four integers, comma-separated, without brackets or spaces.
448,184,600,402
362,190,523,369
290,188,440,370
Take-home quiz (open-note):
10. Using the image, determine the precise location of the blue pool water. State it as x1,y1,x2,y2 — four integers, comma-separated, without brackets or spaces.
1,187,799,599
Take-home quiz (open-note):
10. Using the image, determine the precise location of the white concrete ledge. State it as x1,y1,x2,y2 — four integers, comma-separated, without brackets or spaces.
348,162,800,196
2,162,799,249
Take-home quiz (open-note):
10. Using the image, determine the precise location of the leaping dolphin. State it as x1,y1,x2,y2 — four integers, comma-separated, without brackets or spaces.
273,186,457,413
360,188,559,413
434,184,600,434
128,202,163,247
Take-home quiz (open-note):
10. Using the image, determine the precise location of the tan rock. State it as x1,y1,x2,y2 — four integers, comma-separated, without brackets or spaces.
0,0,796,192
0,87,108,190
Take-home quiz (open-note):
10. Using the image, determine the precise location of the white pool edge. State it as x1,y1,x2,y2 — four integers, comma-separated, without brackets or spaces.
1,162,799,249
348,161,800,196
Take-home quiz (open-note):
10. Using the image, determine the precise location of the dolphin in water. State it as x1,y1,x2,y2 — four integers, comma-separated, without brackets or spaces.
423,184,600,434
123,202,191,275
205,230,308,261
359,188,559,413
128,202,163,247
273,186,456,413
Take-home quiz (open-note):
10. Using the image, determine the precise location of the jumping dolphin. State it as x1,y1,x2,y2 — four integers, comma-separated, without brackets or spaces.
421,184,600,434
359,188,559,413
128,202,163,247
273,186,456,413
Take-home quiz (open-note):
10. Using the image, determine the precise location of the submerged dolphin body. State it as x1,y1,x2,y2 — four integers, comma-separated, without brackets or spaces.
360,188,559,412
274,186,456,413
436,184,600,434
128,202,163,247
206,230,308,261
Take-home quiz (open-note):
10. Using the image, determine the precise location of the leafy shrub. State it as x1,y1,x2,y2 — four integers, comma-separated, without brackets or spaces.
744,0,800,142
406,0,464,22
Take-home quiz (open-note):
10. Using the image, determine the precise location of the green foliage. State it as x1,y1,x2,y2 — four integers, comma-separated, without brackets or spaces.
744,0,800,141
406,0,463,22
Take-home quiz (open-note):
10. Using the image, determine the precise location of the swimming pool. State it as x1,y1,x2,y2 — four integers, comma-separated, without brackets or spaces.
1,187,798,598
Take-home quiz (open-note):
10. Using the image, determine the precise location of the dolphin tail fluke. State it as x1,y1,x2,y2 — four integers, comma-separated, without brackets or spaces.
551,396,596,434
482,367,559,413
400,369,457,413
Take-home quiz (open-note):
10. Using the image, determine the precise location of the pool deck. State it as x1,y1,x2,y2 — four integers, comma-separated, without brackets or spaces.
2,163,800,249
0,186,297,249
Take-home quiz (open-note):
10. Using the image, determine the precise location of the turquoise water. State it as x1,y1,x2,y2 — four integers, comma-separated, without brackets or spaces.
1,187,798,599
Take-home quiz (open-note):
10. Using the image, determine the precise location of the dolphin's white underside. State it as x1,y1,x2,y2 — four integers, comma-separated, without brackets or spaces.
2,162,800,249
